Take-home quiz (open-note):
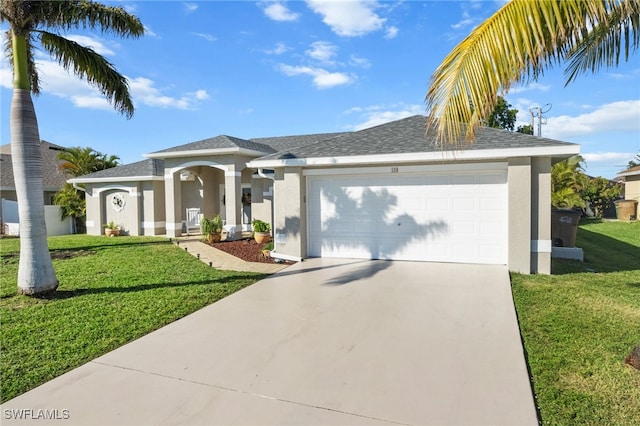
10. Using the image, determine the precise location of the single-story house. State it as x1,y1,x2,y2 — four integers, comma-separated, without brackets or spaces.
69,115,580,274
0,140,69,205
1,141,73,236
617,165,640,217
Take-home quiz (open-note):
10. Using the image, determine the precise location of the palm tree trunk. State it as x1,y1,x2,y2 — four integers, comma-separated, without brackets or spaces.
10,34,59,294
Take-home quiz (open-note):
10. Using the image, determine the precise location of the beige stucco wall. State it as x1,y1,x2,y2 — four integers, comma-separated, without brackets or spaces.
141,180,166,235
507,158,532,274
624,175,640,217
85,180,165,236
272,167,305,260
103,188,140,236
530,157,551,274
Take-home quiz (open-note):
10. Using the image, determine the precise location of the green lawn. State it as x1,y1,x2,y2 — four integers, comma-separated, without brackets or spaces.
0,235,265,403
512,220,640,425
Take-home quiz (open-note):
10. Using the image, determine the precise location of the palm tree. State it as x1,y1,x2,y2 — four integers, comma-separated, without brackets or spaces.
58,146,120,177
0,1,144,295
426,0,639,146
54,146,120,233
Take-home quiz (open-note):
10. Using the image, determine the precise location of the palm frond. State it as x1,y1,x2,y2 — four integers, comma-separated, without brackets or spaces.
39,31,134,118
565,0,640,84
36,0,145,38
426,0,614,147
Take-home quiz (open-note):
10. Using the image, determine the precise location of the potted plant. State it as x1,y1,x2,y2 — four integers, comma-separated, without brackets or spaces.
551,156,585,247
252,219,271,244
103,220,120,237
201,214,224,244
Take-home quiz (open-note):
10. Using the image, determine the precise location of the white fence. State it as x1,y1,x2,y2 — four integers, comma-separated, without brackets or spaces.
1,198,73,236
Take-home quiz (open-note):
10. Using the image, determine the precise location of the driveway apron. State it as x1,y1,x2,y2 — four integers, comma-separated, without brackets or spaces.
2,259,538,425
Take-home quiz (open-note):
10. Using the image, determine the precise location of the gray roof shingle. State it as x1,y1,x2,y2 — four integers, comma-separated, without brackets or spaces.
0,141,70,191
71,159,164,180
256,115,577,161
252,132,348,152
149,135,275,155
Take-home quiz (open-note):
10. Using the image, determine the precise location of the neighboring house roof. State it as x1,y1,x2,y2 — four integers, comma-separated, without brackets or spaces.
617,165,640,178
250,115,580,167
0,141,70,191
68,159,165,184
147,135,275,158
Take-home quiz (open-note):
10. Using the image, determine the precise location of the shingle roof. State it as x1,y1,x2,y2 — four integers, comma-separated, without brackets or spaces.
252,132,348,152
149,135,274,155
71,159,164,180
256,115,578,161
617,164,640,177
76,115,579,180
0,141,70,191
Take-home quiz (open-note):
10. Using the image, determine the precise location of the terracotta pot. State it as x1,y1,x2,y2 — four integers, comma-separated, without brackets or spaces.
254,232,271,244
105,228,119,237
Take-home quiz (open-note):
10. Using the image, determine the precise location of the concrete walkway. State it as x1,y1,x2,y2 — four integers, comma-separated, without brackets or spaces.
1,259,538,425
174,236,289,274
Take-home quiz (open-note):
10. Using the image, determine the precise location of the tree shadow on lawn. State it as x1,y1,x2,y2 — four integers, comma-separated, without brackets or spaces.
31,274,265,301
553,228,640,274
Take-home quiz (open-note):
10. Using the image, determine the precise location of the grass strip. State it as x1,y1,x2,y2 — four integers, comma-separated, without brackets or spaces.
512,220,640,425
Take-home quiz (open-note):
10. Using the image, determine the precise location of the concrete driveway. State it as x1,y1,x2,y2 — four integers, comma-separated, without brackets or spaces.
2,259,538,425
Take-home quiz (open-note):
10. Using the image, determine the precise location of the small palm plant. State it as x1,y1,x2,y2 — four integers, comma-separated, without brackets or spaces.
552,155,586,210
201,215,223,244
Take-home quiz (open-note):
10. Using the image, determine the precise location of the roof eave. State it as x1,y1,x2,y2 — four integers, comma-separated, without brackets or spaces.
145,147,269,159
68,176,164,184
247,145,581,169
616,169,640,178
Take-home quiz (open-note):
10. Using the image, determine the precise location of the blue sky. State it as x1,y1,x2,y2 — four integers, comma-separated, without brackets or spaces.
1,0,639,179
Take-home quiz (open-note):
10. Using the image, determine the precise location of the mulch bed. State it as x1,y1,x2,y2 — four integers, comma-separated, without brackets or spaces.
209,238,293,265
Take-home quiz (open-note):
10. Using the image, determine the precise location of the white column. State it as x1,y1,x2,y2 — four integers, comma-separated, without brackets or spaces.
164,171,182,238
224,168,242,239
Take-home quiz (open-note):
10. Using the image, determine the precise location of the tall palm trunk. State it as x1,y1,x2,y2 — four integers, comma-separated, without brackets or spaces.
10,32,58,295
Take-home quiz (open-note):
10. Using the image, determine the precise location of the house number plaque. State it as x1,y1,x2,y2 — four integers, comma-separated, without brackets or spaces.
111,193,126,212
391,167,399,173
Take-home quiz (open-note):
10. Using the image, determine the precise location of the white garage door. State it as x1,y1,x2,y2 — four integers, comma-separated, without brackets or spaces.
307,164,507,264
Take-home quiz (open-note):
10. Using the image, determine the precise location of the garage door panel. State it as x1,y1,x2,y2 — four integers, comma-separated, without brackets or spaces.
307,167,507,265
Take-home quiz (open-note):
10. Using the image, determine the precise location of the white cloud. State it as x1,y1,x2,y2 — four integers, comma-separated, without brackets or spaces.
278,64,354,89
193,32,217,42
544,100,640,139
264,42,290,55
349,54,371,69
193,90,210,100
451,17,475,30
2,58,210,112
0,62,12,89
509,82,551,94
184,2,198,13
385,26,399,39
67,35,116,56
129,78,209,109
306,0,386,36
345,103,423,130
263,2,300,22
144,26,158,38
306,41,338,64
